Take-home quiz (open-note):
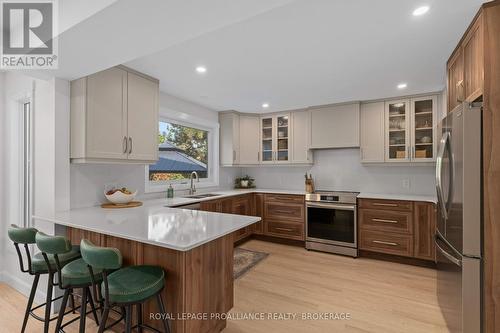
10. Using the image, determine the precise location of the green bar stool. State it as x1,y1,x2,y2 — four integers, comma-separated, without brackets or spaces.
35,232,103,333
7,225,81,333
80,239,171,333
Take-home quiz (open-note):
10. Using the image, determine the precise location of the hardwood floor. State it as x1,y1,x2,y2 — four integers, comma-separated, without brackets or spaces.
0,240,448,332
225,240,448,333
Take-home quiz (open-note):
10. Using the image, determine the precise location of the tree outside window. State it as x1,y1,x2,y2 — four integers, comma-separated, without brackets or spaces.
149,121,209,181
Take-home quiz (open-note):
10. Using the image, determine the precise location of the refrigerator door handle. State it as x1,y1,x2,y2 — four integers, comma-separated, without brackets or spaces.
435,236,462,267
436,132,452,220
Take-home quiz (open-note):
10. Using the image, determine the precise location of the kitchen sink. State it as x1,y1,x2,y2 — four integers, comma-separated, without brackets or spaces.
182,193,221,199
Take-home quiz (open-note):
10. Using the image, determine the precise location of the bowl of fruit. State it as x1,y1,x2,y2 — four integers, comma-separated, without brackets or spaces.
105,187,137,205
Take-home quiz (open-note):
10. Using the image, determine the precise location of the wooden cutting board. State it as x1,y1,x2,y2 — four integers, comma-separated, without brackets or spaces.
101,201,143,209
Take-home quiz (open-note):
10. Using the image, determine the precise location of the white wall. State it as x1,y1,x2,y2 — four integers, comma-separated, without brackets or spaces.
0,71,5,280
1,72,70,301
242,149,436,196
70,92,239,208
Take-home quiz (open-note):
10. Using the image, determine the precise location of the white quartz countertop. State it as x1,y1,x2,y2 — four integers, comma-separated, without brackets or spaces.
33,198,260,252
357,192,437,203
164,188,306,207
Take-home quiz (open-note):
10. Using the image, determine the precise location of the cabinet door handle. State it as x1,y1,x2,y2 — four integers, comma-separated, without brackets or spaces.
128,137,132,154
456,80,464,102
275,227,293,232
372,240,398,246
372,203,398,207
274,209,292,215
123,136,128,154
257,152,260,162
372,218,398,224
233,150,236,162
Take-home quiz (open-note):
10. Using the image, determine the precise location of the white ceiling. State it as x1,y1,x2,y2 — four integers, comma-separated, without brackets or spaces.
50,0,294,80
49,0,483,113
125,0,483,113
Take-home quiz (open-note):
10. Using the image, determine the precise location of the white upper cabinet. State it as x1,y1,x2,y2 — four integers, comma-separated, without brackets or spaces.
219,110,312,166
70,66,159,164
219,112,240,166
310,103,360,149
360,102,385,163
410,96,437,162
260,113,291,164
384,95,438,163
79,67,128,160
291,110,313,164
127,72,159,162
239,115,260,165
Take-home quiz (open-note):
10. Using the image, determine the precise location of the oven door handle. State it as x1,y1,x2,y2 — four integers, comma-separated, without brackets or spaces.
306,202,356,211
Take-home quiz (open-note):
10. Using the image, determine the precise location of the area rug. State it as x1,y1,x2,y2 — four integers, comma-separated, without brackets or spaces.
234,248,269,279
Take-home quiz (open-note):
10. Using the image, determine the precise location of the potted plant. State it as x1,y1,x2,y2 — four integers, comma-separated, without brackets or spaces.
234,175,255,189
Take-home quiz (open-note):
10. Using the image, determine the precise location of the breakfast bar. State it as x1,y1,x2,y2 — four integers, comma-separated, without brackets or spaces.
34,200,260,333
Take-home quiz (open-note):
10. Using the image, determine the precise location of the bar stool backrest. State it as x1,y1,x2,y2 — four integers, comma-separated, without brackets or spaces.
80,239,122,307
80,239,122,270
35,232,73,287
7,224,38,274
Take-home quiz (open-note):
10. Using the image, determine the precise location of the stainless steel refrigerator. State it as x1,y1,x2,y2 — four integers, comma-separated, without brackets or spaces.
435,102,482,333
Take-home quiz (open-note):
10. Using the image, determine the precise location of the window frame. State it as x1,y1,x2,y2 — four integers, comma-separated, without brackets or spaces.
144,112,219,193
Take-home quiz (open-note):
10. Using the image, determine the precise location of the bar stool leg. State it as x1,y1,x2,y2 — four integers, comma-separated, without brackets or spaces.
21,274,39,333
155,294,171,333
79,287,87,333
125,305,132,333
69,288,76,314
43,273,54,333
97,306,109,333
87,287,99,324
137,303,143,333
55,289,70,332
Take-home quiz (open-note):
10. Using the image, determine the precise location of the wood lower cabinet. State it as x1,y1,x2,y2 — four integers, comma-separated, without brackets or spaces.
359,209,413,235
200,195,254,243
359,230,413,257
358,198,436,261
199,193,306,243
253,193,264,234
266,220,304,241
263,194,305,240
232,195,253,242
413,202,436,261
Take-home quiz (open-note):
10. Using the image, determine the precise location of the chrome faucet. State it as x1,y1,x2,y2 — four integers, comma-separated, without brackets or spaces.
189,171,199,195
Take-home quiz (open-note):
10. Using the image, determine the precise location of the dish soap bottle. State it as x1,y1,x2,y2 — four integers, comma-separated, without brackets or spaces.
167,184,174,199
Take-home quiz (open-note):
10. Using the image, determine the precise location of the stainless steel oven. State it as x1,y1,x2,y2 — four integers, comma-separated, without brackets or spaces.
305,191,359,257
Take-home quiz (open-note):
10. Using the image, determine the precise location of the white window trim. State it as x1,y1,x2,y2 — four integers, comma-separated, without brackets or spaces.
144,110,219,193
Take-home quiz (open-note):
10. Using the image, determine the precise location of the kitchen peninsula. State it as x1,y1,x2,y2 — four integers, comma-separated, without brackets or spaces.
34,199,260,333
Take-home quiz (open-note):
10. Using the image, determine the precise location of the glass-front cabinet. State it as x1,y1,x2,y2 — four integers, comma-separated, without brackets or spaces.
260,113,290,163
411,96,436,161
385,95,437,162
386,100,410,161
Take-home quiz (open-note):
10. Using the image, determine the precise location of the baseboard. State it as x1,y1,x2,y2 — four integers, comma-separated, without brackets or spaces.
1,270,47,304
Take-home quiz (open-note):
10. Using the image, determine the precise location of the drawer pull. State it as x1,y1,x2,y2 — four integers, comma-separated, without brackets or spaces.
372,218,398,224
372,240,398,246
274,209,295,215
372,203,398,207
275,227,294,232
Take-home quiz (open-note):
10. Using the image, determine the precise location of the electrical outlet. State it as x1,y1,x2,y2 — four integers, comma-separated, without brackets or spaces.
402,179,410,189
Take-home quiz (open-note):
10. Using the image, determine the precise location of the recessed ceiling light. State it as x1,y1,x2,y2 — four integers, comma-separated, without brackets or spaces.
412,6,429,16
262,103,269,108
397,83,408,89
195,66,207,73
